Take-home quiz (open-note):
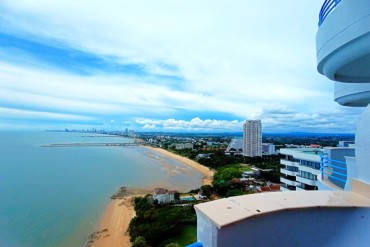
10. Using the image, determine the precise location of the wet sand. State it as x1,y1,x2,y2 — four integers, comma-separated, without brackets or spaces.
144,146,214,185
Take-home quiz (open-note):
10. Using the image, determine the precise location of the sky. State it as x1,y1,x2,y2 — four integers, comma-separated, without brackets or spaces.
0,0,363,133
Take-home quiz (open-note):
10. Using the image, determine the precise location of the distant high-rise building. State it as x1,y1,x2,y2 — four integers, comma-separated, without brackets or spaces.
243,120,262,157
262,143,276,155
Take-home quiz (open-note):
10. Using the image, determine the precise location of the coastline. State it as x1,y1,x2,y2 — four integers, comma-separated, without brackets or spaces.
143,145,215,186
89,188,150,247
90,146,213,247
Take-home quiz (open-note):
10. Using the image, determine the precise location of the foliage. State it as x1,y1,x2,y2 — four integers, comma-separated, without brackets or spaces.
212,164,244,197
197,150,244,168
200,185,213,198
163,225,197,247
164,243,180,247
213,164,243,184
243,156,282,183
225,189,244,198
129,197,196,247
132,236,147,247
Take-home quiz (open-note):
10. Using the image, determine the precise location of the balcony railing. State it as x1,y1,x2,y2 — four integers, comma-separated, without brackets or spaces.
319,0,341,26
320,155,347,184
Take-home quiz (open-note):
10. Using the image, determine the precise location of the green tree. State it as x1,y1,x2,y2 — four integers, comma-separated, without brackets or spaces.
200,185,213,198
132,236,147,247
165,243,180,247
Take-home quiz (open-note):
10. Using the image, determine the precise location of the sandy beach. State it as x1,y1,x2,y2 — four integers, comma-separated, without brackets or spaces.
89,198,134,247
144,146,215,185
89,188,150,247
90,146,213,247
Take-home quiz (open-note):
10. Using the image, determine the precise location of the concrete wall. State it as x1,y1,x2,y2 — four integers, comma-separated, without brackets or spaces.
197,208,370,247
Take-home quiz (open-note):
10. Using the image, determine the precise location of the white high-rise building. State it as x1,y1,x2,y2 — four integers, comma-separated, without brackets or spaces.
243,120,262,157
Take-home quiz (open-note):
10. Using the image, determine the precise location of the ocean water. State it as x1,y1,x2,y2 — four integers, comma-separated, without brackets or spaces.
0,131,202,247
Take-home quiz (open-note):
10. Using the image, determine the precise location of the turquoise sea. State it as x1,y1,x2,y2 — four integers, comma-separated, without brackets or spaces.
0,131,203,247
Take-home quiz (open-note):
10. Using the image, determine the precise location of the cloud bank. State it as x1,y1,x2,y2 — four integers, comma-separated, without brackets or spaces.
0,1,361,132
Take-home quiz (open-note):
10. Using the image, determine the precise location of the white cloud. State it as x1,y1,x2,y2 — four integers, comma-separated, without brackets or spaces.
143,124,156,129
0,1,361,132
0,106,94,121
136,117,243,131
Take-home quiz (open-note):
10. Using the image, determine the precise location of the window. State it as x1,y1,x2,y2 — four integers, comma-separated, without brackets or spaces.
300,160,320,170
300,171,317,180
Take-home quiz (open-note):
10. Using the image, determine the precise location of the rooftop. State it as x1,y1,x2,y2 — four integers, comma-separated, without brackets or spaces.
195,191,370,229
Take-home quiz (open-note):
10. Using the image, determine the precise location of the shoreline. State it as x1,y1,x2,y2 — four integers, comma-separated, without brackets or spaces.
89,188,150,247
143,145,215,186
90,146,214,247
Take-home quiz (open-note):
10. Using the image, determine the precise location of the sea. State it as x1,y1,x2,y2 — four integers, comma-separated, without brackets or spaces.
0,131,203,247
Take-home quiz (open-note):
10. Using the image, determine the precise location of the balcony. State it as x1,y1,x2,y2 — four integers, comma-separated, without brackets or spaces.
320,155,347,189
280,184,296,191
280,186,290,192
299,165,321,176
280,177,297,187
316,0,370,83
334,82,370,107
280,159,299,167
280,168,297,176
194,191,370,247
296,176,317,186
296,186,305,191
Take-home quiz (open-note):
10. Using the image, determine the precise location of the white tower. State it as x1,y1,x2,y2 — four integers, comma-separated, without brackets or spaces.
243,120,262,157
316,0,370,193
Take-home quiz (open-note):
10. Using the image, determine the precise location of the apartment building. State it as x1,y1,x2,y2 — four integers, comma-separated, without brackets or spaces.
242,120,262,157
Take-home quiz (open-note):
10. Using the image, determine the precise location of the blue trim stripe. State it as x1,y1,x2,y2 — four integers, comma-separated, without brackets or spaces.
320,154,347,184
323,173,347,183
319,0,342,26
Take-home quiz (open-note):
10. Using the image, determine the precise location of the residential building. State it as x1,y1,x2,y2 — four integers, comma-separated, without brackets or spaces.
152,188,178,204
243,120,262,157
195,153,211,160
262,143,275,155
338,141,355,147
128,129,135,137
280,148,321,191
175,143,193,150
169,142,194,150
280,146,354,192
189,1,370,246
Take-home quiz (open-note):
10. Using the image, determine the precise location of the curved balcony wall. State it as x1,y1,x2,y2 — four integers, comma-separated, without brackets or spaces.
194,192,370,247
316,0,370,83
334,82,370,106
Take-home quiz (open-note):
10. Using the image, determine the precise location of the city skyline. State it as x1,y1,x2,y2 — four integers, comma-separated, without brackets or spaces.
0,1,362,133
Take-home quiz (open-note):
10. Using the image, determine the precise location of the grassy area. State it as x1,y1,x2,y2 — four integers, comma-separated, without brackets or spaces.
239,163,253,171
219,163,252,172
169,225,197,247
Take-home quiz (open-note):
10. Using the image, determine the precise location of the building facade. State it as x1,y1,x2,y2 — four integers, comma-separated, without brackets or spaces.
152,188,178,204
280,148,321,191
280,146,355,192
243,120,262,157
262,143,276,155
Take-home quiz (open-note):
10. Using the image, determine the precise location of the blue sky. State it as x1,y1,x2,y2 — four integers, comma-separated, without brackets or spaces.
0,0,362,132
